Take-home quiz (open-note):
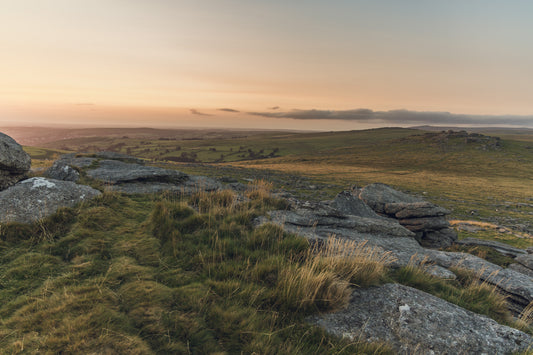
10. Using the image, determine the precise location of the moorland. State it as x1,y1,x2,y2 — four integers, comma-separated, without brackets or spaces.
14,125,533,248
1,125,532,353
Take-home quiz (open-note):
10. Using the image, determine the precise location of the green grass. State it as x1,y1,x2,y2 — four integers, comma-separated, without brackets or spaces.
0,187,396,354
34,128,533,227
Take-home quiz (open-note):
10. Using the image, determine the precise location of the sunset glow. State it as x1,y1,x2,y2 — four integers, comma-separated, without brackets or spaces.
1,1,533,129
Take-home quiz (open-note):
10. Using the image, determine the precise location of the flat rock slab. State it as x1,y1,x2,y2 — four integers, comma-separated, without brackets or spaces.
87,160,188,185
109,176,222,194
455,237,527,258
387,201,450,218
310,283,532,355
0,177,101,224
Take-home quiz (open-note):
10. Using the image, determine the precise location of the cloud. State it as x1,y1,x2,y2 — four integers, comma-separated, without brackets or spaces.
269,106,280,110
248,108,533,126
190,109,212,116
218,108,240,113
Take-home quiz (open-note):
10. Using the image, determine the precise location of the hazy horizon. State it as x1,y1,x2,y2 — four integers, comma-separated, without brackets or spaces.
2,1,533,130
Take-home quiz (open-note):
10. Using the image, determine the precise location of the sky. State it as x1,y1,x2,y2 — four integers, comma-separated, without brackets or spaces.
1,0,533,130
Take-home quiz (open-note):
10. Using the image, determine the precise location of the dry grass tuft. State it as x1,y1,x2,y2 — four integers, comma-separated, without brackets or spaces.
314,238,396,288
274,236,394,313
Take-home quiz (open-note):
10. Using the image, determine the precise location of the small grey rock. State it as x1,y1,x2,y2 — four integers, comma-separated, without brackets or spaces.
45,161,80,182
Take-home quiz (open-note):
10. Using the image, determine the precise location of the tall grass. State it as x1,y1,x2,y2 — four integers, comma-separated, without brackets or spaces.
0,184,522,353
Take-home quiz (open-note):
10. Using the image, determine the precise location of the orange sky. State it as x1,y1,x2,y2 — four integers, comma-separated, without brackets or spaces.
1,1,532,129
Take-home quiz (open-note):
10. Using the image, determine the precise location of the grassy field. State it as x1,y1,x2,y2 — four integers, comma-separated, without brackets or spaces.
0,180,526,353
34,127,533,248
3,128,533,352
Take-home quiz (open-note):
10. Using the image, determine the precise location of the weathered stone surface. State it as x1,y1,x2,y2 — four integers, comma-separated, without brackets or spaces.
456,237,527,258
87,160,188,185
263,189,533,314
330,190,385,219
0,177,101,224
399,216,450,232
425,265,457,279
58,155,97,169
0,132,31,190
389,201,450,219
45,160,80,182
109,175,222,194
515,254,533,270
427,250,533,314
88,151,145,164
508,263,533,278
359,183,420,214
421,228,458,249
310,283,532,355
330,191,383,219
359,183,456,248
266,209,414,240
259,201,420,267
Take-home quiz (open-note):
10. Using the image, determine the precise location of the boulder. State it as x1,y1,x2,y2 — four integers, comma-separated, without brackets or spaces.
0,177,101,224
45,160,80,182
310,283,532,354
263,189,533,314
86,160,188,185
359,183,420,214
330,190,386,219
259,199,423,267
359,183,457,248
0,132,31,190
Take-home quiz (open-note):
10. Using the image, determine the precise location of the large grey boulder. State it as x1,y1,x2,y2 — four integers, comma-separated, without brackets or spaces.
310,283,532,355
258,199,420,267
359,183,457,248
0,132,31,190
0,177,101,224
86,160,188,185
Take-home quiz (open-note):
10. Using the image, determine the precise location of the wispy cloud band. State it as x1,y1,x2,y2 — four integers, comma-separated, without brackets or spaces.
248,109,533,126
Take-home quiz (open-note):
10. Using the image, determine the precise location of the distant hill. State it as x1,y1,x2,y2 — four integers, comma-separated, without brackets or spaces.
0,126,302,146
